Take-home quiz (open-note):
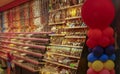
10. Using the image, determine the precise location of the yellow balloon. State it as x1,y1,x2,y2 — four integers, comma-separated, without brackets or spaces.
88,62,92,67
104,60,115,70
92,60,104,72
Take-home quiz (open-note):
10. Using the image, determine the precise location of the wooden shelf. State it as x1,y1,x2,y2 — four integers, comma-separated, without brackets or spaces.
13,61,39,72
49,3,83,13
65,36,86,39
43,59,77,70
0,32,52,34
48,52,80,59
0,50,8,54
49,44,83,48
0,40,46,50
0,45,43,58
48,21,65,25
0,56,7,61
49,34,65,36
0,54,39,72
64,26,87,29
65,16,81,20
14,55,40,65
0,36,49,42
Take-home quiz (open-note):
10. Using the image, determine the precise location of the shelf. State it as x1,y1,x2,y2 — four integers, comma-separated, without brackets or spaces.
49,34,65,36
0,40,46,50
0,32,52,34
0,56,7,61
0,50,7,54
64,26,88,29
65,16,81,20
48,52,80,59
14,55,40,65
49,3,83,13
49,44,83,48
0,36,49,42
0,45,43,58
65,36,86,39
43,59,77,70
48,21,65,25
13,61,39,72
0,54,39,72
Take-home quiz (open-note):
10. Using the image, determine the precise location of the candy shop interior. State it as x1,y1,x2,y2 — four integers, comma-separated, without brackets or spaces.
0,0,118,74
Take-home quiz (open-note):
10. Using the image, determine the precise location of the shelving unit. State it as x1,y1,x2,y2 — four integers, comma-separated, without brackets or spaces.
64,26,87,29
48,21,65,26
0,45,43,57
47,52,81,59
65,16,82,20
0,32,51,72
49,3,83,13
49,43,83,48
49,34,65,36
43,59,77,70
65,36,86,39
41,0,87,74
13,61,39,72
0,0,87,74
0,36,49,42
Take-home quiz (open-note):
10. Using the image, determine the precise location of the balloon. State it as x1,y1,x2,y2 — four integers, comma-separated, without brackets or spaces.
86,38,98,48
99,54,109,62
87,29,92,37
81,0,115,29
110,69,115,74
103,27,114,37
109,54,116,61
109,37,115,45
87,29,102,40
104,60,115,70
92,46,104,57
87,68,98,74
92,60,104,72
105,45,115,56
99,36,110,47
88,62,92,67
99,69,110,74
87,53,97,62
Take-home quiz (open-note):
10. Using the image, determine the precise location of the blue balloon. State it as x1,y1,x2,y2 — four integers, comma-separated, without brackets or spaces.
99,54,108,62
87,52,97,62
93,46,104,57
105,45,115,56
109,54,116,61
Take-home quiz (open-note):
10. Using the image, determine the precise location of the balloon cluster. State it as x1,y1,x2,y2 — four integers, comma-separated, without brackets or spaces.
81,0,115,74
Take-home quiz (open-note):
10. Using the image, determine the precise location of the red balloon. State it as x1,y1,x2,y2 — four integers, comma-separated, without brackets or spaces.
99,69,110,74
99,36,110,47
110,69,115,74
87,29,92,37
81,0,115,29
103,27,114,37
109,37,115,45
86,38,98,48
87,68,98,74
87,29,102,40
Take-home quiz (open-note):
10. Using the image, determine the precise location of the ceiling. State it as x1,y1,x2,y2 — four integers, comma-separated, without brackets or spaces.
0,0,29,11
0,0,14,7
